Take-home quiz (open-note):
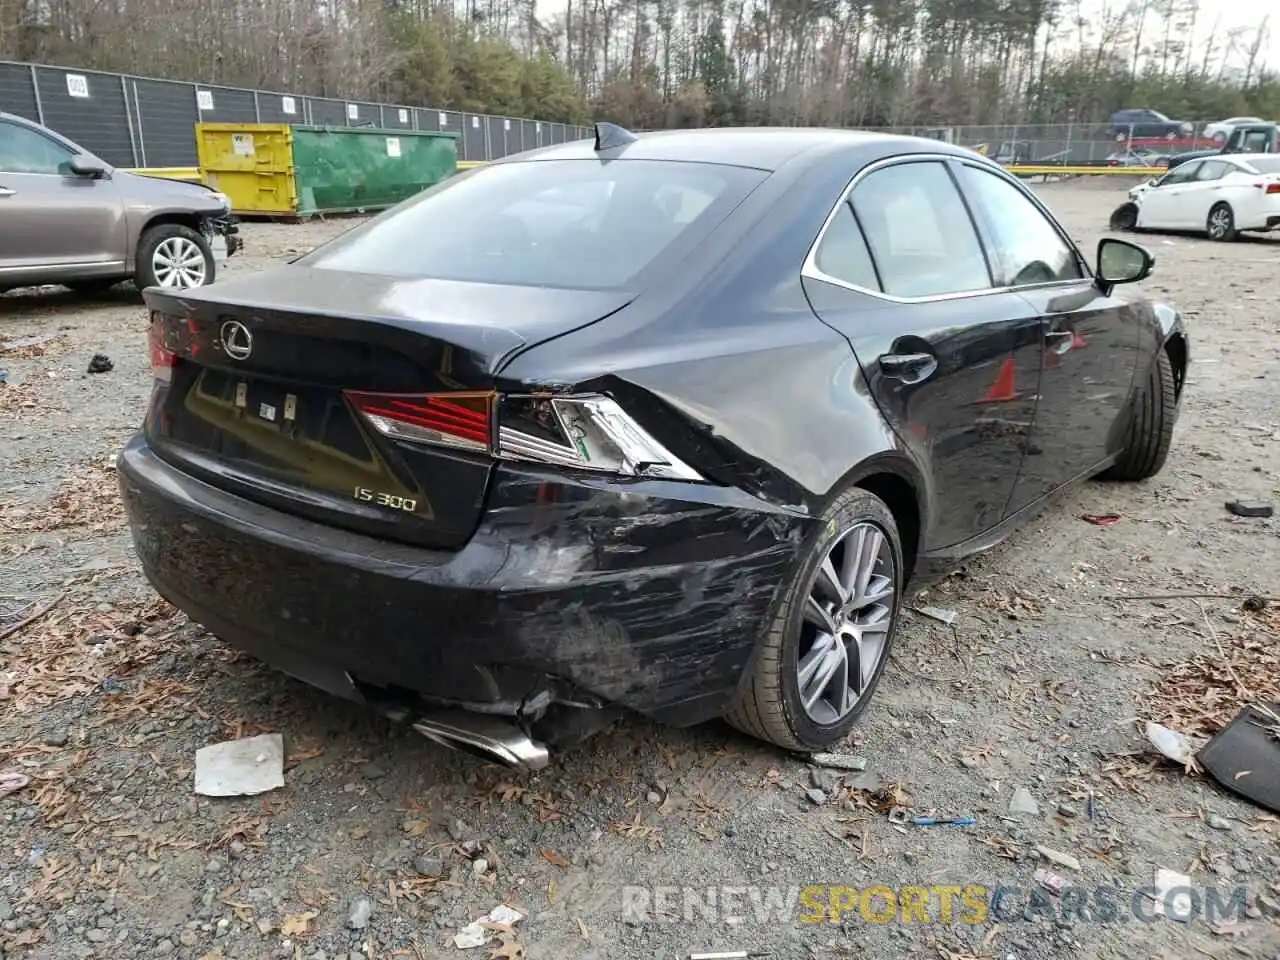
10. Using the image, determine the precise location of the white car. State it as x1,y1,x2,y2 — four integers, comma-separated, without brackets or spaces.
1202,117,1265,141
1117,153,1280,240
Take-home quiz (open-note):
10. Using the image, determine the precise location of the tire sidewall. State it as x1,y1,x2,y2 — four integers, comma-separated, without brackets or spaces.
776,491,904,748
137,225,215,290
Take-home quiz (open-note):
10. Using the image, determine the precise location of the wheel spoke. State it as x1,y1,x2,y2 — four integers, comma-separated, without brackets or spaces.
862,574,894,606
798,633,843,709
814,556,847,605
803,595,839,635
847,527,883,605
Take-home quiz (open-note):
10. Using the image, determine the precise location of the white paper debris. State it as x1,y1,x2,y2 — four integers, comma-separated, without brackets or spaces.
1149,868,1194,922
194,733,284,797
1145,721,1194,766
811,752,868,771
452,904,524,949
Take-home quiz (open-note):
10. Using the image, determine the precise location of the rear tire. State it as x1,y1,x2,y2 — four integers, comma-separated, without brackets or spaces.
1206,202,1237,242
135,224,215,291
1102,349,1177,482
725,486,903,752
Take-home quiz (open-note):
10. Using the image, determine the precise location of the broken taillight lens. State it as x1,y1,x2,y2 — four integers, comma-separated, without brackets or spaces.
498,395,703,481
148,311,178,382
344,389,704,482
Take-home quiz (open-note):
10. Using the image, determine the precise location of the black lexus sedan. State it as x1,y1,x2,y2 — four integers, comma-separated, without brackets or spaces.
119,124,1189,768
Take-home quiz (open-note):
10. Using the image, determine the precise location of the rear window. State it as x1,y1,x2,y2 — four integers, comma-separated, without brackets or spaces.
299,159,766,290
1246,157,1280,173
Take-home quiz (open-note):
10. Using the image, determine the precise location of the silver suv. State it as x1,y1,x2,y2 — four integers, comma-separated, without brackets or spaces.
0,110,240,294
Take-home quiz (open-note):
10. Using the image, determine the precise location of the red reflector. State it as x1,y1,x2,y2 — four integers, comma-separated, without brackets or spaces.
1266,183,1280,194
345,391,495,451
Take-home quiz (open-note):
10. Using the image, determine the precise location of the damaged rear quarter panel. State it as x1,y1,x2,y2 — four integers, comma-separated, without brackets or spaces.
476,465,810,722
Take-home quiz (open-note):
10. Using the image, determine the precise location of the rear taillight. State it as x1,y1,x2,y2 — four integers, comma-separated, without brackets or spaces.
148,311,178,382
343,390,703,482
344,391,493,454
1265,183,1280,194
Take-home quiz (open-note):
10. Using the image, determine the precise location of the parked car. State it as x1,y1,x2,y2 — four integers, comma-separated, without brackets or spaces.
0,110,239,294
118,124,1189,767
1108,108,1193,140
1106,148,1163,167
1165,121,1279,171
1109,153,1280,239
1202,117,1265,141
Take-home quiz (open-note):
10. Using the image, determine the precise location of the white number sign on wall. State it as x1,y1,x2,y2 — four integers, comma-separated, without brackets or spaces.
346,103,359,120
386,137,402,158
281,96,297,116
196,90,215,111
471,116,480,129
439,113,448,127
65,74,89,98
398,109,409,124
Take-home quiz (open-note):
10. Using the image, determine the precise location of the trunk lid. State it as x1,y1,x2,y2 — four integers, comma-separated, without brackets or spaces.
142,266,634,548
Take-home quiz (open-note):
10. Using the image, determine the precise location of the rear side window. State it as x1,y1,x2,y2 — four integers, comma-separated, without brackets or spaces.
1247,157,1280,174
299,159,766,290
849,161,992,298
1194,160,1231,181
813,203,879,290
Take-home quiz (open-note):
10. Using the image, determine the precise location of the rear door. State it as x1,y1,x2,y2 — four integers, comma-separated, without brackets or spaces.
801,157,1044,550
950,159,1140,510
0,119,124,276
1181,159,1234,227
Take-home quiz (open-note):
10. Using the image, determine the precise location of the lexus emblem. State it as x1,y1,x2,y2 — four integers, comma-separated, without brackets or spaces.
219,320,253,360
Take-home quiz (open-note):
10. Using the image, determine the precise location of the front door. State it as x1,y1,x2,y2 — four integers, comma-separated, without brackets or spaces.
802,157,1044,550
1136,160,1202,230
1182,159,1234,227
945,160,1143,511
0,119,124,277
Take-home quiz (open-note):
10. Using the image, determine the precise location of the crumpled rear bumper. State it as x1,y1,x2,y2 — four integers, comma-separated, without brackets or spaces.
117,433,808,726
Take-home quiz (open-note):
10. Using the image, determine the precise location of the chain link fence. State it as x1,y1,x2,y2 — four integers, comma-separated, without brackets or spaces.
868,122,1244,166
0,60,593,169
1,58,1252,172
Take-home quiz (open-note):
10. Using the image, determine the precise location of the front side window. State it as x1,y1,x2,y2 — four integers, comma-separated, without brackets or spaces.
956,165,1083,286
0,122,75,175
298,159,766,290
1157,162,1200,186
848,161,991,298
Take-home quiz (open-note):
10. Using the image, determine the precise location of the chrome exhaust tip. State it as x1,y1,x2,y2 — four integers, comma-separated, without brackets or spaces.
411,710,550,770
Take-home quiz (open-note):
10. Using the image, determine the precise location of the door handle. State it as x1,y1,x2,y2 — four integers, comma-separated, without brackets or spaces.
0,187,14,198
879,352,938,384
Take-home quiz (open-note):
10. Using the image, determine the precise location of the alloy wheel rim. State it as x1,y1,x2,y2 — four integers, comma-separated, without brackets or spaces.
795,522,896,725
1209,210,1229,238
153,237,208,288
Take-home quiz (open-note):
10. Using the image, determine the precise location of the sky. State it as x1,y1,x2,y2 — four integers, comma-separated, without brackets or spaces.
531,0,1277,71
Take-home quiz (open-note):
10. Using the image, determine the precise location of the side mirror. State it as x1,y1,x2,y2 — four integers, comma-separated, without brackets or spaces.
68,155,106,178
1096,238,1153,290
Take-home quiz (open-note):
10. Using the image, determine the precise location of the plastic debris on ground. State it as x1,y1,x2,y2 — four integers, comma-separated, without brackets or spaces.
1034,868,1070,896
0,772,31,798
1080,513,1122,526
452,903,524,949
193,733,285,797
1145,720,1199,771
915,605,957,625
86,354,113,374
810,752,868,771
1035,845,1081,872
1225,499,1274,518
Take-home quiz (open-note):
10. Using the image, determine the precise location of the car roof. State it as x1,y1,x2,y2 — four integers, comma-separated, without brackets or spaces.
495,126,984,173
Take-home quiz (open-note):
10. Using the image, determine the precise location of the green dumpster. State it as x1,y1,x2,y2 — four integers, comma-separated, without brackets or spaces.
196,123,459,217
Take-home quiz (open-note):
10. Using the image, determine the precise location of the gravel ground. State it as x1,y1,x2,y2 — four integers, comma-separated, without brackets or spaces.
1,185,1278,960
